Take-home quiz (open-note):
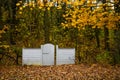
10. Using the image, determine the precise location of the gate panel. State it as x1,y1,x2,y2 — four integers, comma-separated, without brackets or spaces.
22,48,42,65
56,45,75,65
41,44,54,65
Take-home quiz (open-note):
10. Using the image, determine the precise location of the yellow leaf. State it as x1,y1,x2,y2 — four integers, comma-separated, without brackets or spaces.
16,3,20,6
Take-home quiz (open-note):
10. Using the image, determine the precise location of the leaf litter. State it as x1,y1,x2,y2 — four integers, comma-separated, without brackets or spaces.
0,64,120,80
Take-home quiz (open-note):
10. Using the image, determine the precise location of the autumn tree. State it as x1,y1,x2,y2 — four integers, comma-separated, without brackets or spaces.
113,0,120,64
61,0,119,64
1,0,120,65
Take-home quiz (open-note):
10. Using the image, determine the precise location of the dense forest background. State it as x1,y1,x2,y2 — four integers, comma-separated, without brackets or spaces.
0,0,120,65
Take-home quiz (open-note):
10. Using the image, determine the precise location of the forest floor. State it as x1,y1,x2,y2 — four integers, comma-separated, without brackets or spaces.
0,64,120,80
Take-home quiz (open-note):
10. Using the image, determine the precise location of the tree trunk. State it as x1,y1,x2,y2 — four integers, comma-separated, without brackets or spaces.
95,26,100,48
102,0,110,51
43,0,50,43
113,0,120,64
104,26,110,51
8,0,18,45
16,54,19,65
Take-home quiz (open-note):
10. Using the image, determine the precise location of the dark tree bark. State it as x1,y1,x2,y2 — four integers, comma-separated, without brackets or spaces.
7,0,19,45
95,26,100,48
43,0,50,43
0,0,9,27
113,0,120,64
104,26,110,51
102,0,110,51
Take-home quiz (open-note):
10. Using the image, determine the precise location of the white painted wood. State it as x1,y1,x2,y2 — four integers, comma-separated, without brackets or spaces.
41,43,54,65
22,44,75,65
22,44,55,65
56,45,75,65
22,48,42,65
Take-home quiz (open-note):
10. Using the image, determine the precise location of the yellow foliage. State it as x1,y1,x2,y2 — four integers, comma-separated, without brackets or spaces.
61,0,119,30
0,25,9,39
49,2,54,7
0,30,2,33
23,5,26,8
39,6,42,9
114,0,119,3
57,5,62,9
15,0,119,30
0,45,10,48
30,8,33,11
19,1,22,3
29,2,33,7
19,7,23,10
16,3,20,6
19,11,22,14
67,1,72,5
73,1,79,6
62,0,67,3
47,7,50,10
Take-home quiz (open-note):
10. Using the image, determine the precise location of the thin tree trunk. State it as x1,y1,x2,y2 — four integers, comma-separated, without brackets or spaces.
104,26,110,51
102,0,110,51
113,0,120,64
95,26,100,48
9,0,18,45
43,0,50,43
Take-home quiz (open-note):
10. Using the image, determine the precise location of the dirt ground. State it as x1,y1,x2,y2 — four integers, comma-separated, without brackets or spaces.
0,64,120,80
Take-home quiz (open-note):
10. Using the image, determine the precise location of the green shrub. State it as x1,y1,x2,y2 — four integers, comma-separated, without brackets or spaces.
96,51,113,64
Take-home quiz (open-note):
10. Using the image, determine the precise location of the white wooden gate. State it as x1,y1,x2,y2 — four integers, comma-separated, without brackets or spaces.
22,43,54,65
56,45,75,65
22,49,42,65
41,44,54,65
22,43,75,65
